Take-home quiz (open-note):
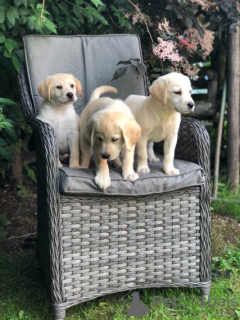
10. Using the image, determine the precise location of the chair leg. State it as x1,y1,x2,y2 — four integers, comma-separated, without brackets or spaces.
200,286,211,300
52,304,66,320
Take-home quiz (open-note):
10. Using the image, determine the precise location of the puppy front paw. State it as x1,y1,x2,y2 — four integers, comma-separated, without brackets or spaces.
164,167,180,176
123,171,139,181
148,156,160,163
94,173,111,190
137,166,150,174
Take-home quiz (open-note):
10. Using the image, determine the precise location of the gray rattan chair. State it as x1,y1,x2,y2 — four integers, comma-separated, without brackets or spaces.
18,34,211,320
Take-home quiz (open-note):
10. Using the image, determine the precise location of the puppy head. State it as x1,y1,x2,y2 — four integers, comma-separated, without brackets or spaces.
88,111,141,161
149,72,195,114
38,73,83,104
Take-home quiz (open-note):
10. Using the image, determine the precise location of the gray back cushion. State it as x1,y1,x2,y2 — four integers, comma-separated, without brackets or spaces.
23,34,147,115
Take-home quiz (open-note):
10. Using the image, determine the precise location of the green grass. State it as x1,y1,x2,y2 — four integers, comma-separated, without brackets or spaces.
0,246,240,320
212,183,240,220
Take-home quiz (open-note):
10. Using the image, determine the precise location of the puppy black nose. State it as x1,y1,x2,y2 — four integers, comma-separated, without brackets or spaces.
188,102,195,110
101,153,110,159
67,92,73,99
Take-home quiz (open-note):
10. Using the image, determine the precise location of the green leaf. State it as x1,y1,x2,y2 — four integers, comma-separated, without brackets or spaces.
0,121,13,129
14,0,22,5
136,62,146,76
84,8,94,23
117,60,132,65
0,146,12,161
129,64,140,77
6,6,19,25
166,5,175,11
12,55,20,72
0,138,7,147
0,7,5,23
51,5,60,16
5,40,14,53
90,0,104,7
85,6,108,24
18,310,24,319
44,20,57,34
3,51,11,58
28,20,35,31
73,5,83,17
22,0,27,7
192,17,204,38
131,58,140,62
0,214,11,225
0,32,5,44
0,98,16,106
112,66,128,81
4,124,18,142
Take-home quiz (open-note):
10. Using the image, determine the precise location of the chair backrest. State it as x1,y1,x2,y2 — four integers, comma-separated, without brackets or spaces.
23,34,147,115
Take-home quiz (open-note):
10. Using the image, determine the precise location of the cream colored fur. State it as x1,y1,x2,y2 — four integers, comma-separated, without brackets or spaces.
125,72,195,175
36,73,82,168
80,86,141,190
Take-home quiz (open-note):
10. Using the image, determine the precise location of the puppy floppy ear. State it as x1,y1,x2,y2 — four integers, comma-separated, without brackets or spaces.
38,77,52,101
121,118,141,152
149,77,169,106
73,76,83,98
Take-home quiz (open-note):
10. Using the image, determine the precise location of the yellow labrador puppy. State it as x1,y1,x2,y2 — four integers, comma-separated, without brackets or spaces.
80,86,141,190
37,73,82,168
125,72,195,175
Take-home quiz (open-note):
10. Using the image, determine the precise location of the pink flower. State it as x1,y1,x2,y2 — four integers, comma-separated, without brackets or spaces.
183,25,214,58
153,38,182,62
158,18,171,34
189,0,206,6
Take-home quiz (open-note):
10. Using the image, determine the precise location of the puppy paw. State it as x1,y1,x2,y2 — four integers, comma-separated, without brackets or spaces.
123,171,139,181
148,156,160,163
94,174,111,190
164,167,180,176
137,166,150,174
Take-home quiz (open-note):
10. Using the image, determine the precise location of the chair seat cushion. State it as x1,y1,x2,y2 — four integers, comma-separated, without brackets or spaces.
58,155,205,196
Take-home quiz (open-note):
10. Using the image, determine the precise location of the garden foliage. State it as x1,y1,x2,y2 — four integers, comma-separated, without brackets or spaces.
0,0,239,179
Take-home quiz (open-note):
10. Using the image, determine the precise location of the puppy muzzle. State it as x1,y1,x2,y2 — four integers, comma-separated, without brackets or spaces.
101,153,110,160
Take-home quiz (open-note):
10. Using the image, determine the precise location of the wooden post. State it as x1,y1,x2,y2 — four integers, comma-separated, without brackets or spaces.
227,25,240,191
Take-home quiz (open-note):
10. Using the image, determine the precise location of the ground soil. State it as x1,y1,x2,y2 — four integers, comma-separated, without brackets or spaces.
0,183,37,254
0,183,240,256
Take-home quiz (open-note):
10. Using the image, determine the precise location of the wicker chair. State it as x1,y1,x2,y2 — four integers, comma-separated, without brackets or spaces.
18,34,211,320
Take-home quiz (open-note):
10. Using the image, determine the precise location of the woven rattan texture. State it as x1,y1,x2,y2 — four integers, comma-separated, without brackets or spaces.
60,187,201,302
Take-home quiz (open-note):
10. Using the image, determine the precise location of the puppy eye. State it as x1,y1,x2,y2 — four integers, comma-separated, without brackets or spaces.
174,91,181,95
56,85,62,90
70,84,74,88
98,137,103,142
112,138,119,143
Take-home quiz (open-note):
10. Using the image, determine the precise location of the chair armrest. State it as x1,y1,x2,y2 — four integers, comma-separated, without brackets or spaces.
176,117,210,172
18,66,62,298
18,64,60,206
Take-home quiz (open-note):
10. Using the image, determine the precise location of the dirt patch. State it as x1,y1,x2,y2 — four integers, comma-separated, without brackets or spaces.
1,185,240,256
0,185,37,254
211,213,240,257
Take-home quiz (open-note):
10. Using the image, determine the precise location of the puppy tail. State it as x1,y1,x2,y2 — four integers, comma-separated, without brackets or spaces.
89,86,118,102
